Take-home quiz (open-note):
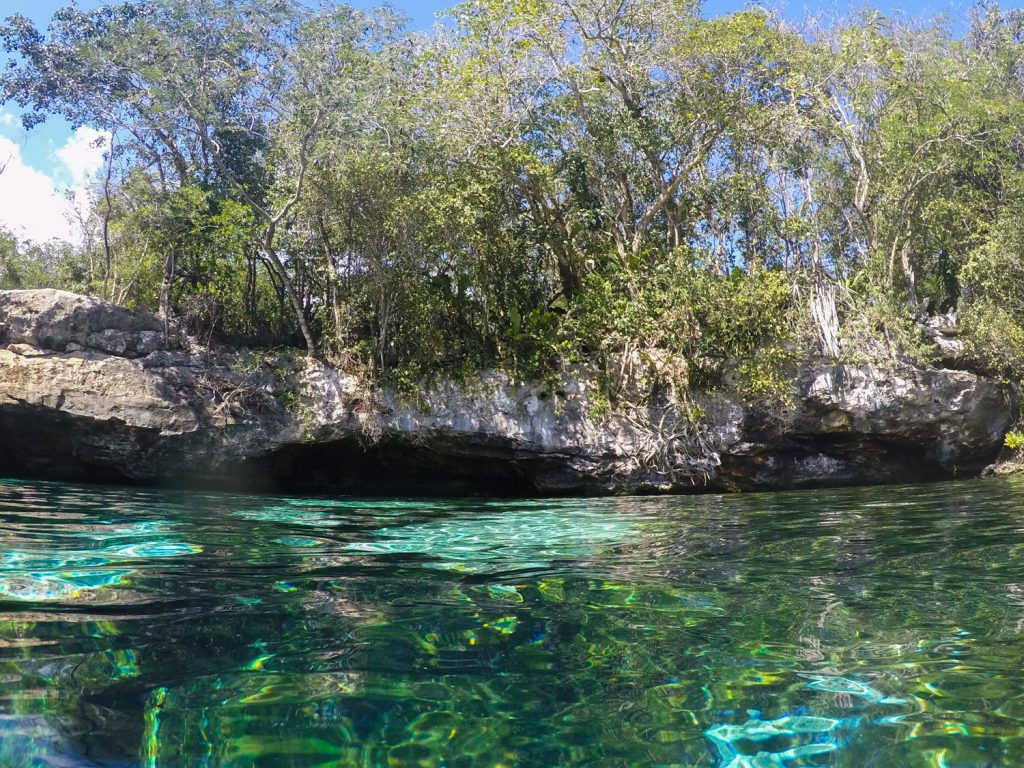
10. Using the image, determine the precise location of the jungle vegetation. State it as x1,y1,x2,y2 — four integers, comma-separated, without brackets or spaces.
2,0,1024,402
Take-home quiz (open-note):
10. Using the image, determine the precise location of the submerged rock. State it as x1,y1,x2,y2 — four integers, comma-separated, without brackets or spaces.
0,289,1013,495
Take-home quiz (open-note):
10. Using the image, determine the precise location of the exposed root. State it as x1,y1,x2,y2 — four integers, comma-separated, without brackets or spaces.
617,402,720,486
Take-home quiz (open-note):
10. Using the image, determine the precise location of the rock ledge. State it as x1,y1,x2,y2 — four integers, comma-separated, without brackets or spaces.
0,289,1013,495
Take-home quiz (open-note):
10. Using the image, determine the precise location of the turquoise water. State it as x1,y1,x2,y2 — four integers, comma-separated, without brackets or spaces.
2,478,1024,766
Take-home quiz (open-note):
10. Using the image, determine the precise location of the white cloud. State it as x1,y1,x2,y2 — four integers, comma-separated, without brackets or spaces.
0,127,107,244
56,126,105,187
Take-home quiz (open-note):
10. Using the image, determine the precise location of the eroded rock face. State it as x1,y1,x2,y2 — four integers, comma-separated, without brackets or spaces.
0,289,171,358
0,290,1013,495
713,364,1012,490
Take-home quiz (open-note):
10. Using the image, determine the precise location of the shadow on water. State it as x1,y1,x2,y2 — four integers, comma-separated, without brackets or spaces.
2,477,1024,765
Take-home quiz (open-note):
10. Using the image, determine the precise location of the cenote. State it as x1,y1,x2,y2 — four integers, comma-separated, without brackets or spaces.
3,477,1024,767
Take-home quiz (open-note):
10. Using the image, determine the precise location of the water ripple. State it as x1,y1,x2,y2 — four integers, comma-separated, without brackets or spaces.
2,478,1024,765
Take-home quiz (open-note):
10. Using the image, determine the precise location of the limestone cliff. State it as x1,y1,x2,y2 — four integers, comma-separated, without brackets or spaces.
0,289,1013,495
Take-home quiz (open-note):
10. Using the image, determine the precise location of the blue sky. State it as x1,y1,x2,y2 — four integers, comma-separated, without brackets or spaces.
0,0,1009,242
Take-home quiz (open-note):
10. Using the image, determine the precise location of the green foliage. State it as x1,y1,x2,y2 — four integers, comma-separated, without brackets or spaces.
558,256,797,406
686,268,793,363
839,294,939,369
961,304,1024,377
959,208,1024,377
0,231,93,294
1004,431,1024,451
684,267,798,405
4,0,1024,400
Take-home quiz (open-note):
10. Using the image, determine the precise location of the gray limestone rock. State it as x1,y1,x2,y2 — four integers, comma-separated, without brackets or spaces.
0,289,174,358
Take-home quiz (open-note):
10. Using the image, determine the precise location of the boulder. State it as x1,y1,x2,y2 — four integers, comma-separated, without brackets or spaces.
0,289,170,358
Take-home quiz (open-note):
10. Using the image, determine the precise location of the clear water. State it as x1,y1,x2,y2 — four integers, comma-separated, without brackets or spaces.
2,477,1024,767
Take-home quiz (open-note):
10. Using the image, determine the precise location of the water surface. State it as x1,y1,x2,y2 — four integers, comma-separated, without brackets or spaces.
2,477,1024,766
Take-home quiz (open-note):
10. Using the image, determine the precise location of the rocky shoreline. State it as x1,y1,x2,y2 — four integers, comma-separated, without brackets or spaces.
0,289,1013,496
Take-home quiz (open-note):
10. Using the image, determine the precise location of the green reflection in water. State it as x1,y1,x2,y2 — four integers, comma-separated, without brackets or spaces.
4,478,1024,765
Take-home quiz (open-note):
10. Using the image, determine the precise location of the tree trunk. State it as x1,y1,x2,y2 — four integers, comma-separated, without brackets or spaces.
263,239,317,356
159,248,176,340
554,247,581,301
899,240,919,310
101,131,116,302
317,219,347,352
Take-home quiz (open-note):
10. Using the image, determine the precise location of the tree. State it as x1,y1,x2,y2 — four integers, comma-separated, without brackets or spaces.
1,0,405,355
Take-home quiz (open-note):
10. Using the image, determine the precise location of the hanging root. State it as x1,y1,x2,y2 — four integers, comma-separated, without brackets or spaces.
617,400,720,486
